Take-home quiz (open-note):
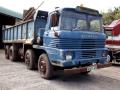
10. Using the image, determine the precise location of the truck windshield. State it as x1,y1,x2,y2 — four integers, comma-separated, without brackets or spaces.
60,11,102,32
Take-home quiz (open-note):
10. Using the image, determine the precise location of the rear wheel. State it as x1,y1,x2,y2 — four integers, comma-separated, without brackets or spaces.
38,53,54,79
9,46,18,61
81,71,90,75
5,45,9,59
25,49,36,70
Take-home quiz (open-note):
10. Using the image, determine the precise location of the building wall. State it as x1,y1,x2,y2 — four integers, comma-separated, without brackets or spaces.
0,7,22,49
0,24,3,48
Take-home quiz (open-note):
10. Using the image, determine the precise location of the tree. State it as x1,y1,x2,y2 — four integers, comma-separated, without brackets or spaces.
101,7,120,25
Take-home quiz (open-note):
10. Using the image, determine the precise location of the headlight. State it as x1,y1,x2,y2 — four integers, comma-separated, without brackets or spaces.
65,52,73,61
37,37,41,44
106,55,110,62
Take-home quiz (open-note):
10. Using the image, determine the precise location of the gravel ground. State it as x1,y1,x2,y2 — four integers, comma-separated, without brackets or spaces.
0,50,120,90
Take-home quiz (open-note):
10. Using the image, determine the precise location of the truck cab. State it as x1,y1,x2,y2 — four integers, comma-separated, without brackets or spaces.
33,6,111,79
104,19,120,62
3,6,111,79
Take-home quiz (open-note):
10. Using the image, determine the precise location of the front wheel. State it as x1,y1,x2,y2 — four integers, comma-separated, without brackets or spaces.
81,71,90,75
25,49,36,70
38,53,54,79
5,45,9,59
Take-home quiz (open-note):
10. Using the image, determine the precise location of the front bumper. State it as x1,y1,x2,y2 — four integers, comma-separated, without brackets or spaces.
51,57,108,67
106,45,120,51
64,63,112,74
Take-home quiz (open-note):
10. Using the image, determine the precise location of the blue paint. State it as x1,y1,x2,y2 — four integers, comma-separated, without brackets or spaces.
11,28,13,40
3,7,108,68
14,27,17,40
18,25,22,39
42,7,108,67
2,10,48,42
22,24,27,39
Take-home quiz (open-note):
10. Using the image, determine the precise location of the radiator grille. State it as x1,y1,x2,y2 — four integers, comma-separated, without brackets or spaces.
81,50,96,58
48,38,104,49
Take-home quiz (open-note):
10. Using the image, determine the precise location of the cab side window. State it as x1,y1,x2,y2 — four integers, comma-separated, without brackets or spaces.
50,13,59,30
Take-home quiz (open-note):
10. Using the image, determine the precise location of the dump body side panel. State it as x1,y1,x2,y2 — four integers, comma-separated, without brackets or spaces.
3,10,48,44
2,20,34,44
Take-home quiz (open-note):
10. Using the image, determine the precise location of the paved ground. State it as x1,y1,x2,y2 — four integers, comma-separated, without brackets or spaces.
0,50,120,90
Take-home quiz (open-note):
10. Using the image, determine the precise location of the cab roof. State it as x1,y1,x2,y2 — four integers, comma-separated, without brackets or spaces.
50,6,101,16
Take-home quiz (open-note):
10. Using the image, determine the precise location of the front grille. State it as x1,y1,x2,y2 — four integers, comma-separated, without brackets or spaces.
48,38,104,49
81,39,104,49
81,50,96,58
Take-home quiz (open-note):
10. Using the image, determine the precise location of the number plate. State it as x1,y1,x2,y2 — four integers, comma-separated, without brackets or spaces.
87,65,97,71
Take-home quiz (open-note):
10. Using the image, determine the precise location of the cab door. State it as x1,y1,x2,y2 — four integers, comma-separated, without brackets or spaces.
43,12,60,46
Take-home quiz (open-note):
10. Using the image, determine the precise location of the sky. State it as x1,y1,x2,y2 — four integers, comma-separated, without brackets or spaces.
0,0,120,14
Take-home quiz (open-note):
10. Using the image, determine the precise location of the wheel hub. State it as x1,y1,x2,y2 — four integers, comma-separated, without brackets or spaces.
39,57,46,74
25,53,30,66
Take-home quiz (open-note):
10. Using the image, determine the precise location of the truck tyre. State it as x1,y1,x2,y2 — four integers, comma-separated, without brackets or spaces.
81,71,90,75
38,53,53,79
9,46,17,61
108,52,113,62
25,49,36,70
5,45,9,59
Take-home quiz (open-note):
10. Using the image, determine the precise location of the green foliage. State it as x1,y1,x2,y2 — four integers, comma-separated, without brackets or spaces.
101,7,120,25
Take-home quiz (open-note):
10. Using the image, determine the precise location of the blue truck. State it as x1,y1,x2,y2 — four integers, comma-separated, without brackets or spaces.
2,6,111,79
